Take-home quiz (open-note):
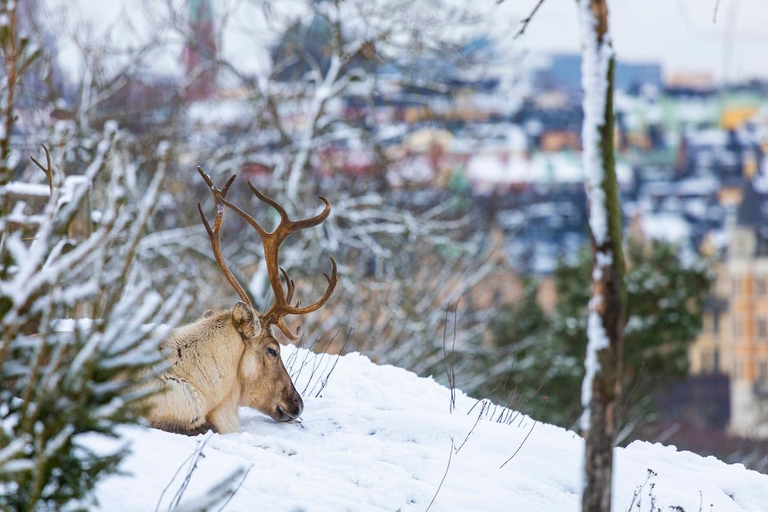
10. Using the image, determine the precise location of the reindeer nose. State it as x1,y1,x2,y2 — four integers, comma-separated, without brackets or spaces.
293,391,304,417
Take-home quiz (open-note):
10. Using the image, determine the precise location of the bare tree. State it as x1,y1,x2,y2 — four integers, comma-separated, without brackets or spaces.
126,0,501,385
577,1,624,511
0,0,43,187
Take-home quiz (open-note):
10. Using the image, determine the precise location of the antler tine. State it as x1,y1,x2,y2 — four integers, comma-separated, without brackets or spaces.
290,196,331,230
218,193,270,238
219,177,336,339
197,166,236,203
197,167,252,308
247,181,290,224
264,257,337,324
247,182,331,233
275,317,301,341
280,267,297,305
280,257,337,315
197,165,215,188
30,144,53,194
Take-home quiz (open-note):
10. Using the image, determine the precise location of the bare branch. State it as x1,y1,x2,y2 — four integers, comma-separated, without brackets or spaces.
513,0,548,39
29,145,53,194
713,0,723,23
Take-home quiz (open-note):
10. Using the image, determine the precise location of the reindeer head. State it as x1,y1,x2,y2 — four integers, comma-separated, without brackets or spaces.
197,168,337,422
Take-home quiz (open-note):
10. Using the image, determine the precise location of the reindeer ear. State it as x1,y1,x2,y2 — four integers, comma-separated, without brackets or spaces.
203,310,215,318
232,302,261,340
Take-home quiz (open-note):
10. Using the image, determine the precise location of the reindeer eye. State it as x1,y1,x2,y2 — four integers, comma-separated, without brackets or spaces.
267,347,278,358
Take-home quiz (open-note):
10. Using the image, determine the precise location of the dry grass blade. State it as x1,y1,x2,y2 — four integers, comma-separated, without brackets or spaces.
425,438,455,512
500,421,537,469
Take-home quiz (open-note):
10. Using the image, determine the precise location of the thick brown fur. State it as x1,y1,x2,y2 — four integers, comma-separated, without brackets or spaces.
143,302,303,435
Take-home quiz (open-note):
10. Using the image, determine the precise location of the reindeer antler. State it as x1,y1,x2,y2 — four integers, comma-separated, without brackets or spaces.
197,166,253,308
219,181,337,340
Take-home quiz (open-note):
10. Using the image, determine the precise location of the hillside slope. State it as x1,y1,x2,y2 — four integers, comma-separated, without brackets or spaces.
88,347,768,511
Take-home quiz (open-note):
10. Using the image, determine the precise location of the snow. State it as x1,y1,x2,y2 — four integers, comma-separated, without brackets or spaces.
581,250,613,433
576,0,615,442
82,346,768,511
186,99,253,127
578,0,614,247
0,182,51,197
465,153,632,187
641,213,691,244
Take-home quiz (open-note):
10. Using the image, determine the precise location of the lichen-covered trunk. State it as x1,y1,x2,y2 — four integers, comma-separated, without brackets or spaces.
578,1,625,511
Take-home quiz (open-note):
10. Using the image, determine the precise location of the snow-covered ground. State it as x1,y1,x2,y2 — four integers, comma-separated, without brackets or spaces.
89,347,768,511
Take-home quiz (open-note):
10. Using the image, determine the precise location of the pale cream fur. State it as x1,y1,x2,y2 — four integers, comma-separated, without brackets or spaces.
143,302,303,435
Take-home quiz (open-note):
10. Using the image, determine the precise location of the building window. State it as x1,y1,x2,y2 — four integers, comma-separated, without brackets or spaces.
713,348,720,373
759,317,768,339
760,361,768,382
732,278,741,298
759,278,767,297
713,312,720,334
733,316,742,338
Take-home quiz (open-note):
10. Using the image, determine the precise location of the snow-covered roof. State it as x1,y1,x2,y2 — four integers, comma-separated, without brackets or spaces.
463,123,528,153
186,98,252,127
466,153,632,186
686,129,729,147
642,175,721,198
85,347,768,511
641,212,691,244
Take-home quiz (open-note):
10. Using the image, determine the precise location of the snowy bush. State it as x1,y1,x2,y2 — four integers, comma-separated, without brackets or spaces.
0,126,191,511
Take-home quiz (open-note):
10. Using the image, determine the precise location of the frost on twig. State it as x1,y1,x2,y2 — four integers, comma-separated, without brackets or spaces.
0,128,191,511
157,435,252,512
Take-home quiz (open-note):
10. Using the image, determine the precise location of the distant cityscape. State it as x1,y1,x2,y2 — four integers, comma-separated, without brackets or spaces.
12,0,768,449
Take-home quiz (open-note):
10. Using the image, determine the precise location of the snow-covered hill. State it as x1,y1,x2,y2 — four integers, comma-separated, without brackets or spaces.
88,347,768,511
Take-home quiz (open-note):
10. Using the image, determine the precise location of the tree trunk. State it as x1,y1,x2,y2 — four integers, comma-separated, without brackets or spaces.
578,1,625,511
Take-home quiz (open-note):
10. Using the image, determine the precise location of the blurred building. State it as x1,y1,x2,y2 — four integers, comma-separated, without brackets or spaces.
690,179,768,438
184,0,218,100
727,181,768,438
532,53,663,102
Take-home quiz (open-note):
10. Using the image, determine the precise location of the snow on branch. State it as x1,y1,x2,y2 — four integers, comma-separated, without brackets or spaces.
0,128,192,510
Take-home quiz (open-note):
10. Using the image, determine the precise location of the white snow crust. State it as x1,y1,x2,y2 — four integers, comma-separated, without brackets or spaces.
578,0,614,247
82,347,768,512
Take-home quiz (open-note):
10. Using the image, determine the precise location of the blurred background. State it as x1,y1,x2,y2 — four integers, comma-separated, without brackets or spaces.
4,0,768,472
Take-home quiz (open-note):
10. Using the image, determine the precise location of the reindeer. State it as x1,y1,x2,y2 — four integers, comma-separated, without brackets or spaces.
144,167,337,435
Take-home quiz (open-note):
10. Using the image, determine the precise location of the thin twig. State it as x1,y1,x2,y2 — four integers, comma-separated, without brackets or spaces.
425,438,455,512
302,330,339,395
500,421,537,468
450,299,458,412
626,469,657,511
285,331,307,374
156,449,199,511
619,362,644,428
215,465,253,512
158,435,212,512
466,397,484,416
496,382,520,424
513,0,548,39
713,0,722,23
315,327,352,398
455,401,487,454
291,333,322,381
441,307,451,413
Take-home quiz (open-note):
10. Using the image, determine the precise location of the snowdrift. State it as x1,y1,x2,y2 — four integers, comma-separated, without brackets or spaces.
88,347,768,511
